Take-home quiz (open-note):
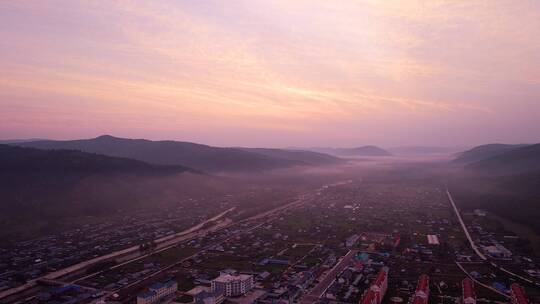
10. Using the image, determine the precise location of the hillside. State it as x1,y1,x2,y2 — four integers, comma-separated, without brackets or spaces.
240,148,344,166
309,146,392,157
450,143,540,233
389,146,464,155
0,145,200,237
14,135,328,173
449,169,540,233
0,138,47,144
0,144,194,175
466,143,540,175
453,143,528,164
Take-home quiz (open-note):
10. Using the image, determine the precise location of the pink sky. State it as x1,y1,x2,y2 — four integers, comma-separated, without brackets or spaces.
1,1,539,147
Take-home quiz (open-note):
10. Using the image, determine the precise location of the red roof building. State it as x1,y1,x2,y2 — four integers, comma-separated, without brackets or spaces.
371,267,389,304
359,267,389,304
360,290,378,304
462,278,476,304
409,275,429,304
510,283,529,304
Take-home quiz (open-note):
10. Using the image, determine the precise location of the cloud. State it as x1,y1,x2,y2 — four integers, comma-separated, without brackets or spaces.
1,0,539,145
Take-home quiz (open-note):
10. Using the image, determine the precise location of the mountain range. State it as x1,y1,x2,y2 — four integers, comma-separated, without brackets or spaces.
465,144,540,175
306,145,392,157
453,143,530,165
450,142,540,233
0,144,204,239
0,144,194,175
388,146,465,155
12,135,344,173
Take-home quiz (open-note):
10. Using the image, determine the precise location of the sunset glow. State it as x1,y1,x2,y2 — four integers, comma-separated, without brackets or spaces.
2,1,540,146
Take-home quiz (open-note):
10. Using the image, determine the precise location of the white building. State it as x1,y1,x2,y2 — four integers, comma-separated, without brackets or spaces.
137,279,178,304
211,274,254,297
427,235,440,245
186,286,225,304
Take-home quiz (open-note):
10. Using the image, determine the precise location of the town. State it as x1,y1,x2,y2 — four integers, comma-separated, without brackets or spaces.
3,1,540,304
2,171,539,304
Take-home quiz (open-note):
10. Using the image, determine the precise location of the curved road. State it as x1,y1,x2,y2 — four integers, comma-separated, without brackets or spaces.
446,189,540,287
0,208,235,301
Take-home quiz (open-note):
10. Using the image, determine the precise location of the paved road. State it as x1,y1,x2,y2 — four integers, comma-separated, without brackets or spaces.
101,191,323,302
0,208,235,301
446,189,487,260
447,188,540,287
455,261,510,299
1,182,339,302
300,250,358,304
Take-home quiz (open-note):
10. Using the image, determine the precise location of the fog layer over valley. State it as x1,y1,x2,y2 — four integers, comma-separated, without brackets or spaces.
0,142,445,243
2,139,539,243
2,137,540,304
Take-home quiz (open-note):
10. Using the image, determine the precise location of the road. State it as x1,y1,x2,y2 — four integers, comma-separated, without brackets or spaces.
446,189,487,260
1,182,341,302
97,189,325,302
455,261,510,299
300,250,358,304
0,208,235,301
72,218,233,284
447,188,540,287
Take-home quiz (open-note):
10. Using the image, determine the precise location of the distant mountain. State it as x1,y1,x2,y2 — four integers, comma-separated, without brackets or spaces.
0,145,213,241
308,146,392,157
13,135,338,173
0,144,194,175
466,143,540,175
389,146,465,155
453,143,529,164
450,143,540,233
449,169,540,233
0,138,47,144
239,148,344,166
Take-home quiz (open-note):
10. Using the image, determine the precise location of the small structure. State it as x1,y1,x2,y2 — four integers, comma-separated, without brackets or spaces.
483,243,512,259
346,234,360,248
426,235,439,245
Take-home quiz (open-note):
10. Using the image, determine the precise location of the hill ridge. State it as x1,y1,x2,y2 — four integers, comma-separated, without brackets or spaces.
13,135,343,172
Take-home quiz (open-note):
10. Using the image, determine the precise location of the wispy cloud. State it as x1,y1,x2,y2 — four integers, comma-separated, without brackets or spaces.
1,0,539,145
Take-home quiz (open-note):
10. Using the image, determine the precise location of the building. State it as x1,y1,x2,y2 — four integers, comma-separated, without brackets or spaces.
426,235,440,245
186,286,225,304
346,234,360,248
473,209,486,217
194,290,225,304
371,267,389,304
360,289,377,304
359,267,389,304
211,273,254,297
137,279,178,304
462,278,476,304
483,243,512,259
409,275,429,304
510,283,529,304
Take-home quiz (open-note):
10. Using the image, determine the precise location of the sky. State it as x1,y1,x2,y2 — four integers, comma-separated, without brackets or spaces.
1,1,540,148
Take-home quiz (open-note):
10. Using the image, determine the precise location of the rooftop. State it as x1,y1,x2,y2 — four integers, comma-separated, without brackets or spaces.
212,273,252,283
